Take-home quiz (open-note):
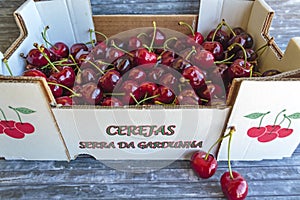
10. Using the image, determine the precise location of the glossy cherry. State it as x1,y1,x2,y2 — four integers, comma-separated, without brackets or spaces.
80,82,103,105
26,47,51,67
220,171,248,200
153,85,176,104
182,66,206,90
101,97,123,107
49,66,76,88
98,69,121,93
22,69,47,78
70,43,88,58
55,96,73,106
127,67,147,83
50,42,69,59
202,41,224,61
177,89,202,105
190,151,218,179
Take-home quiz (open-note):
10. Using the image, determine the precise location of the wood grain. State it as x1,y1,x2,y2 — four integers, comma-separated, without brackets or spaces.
0,0,300,199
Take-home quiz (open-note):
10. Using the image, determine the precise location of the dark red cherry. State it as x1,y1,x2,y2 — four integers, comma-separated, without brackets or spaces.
22,69,47,78
105,47,125,62
191,49,215,70
171,57,192,72
202,41,224,61
50,42,69,59
75,68,97,85
80,82,103,105
226,59,252,80
47,78,63,98
138,82,158,104
182,66,206,90
230,27,246,37
206,29,230,48
113,54,134,75
70,43,88,58
55,96,73,106
135,48,157,66
220,171,248,200
49,66,76,88
177,89,202,105
153,85,176,104
127,67,147,83
115,80,139,105
98,69,121,93
26,48,51,67
101,97,123,107
261,69,281,77
148,28,166,47
158,72,179,94
158,50,177,66
128,36,142,51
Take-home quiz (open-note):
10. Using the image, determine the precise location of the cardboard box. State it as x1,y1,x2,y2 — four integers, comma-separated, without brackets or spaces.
0,0,300,161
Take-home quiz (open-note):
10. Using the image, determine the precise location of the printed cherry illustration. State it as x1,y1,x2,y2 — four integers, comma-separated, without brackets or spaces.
0,108,16,134
3,127,25,139
220,126,248,200
276,113,300,138
244,111,270,138
8,106,35,134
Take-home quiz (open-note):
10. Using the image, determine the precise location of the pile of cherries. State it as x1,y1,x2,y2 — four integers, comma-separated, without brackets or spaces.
21,20,276,107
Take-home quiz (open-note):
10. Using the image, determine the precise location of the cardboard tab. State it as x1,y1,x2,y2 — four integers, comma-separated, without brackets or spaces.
0,77,69,160
218,79,300,161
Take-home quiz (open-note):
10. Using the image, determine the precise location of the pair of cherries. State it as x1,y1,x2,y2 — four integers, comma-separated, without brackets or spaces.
190,127,248,200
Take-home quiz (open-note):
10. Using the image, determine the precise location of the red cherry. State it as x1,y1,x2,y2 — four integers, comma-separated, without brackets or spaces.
177,89,202,105
115,80,139,105
49,66,76,88
220,171,248,200
0,123,5,134
101,97,123,107
158,51,177,66
3,127,25,139
80,82,103,105
47,78,63,98
257,132,278,143
277,128,293,138
0,120,16,128
26,48,51,67
206,29,230,48
193,32,204,45
190,151,218,179
226,59,252,80
202,41,224,61
98,69,121,93
247,127,266,138
138,82,158,102
128,36,142,51
22,69,47,78
15,122,35,134
135,48,157,66
153,85,176,104
55,96,73,106
70,43,88,58
182,66,206,90
50,42,69,59
191,49,215,70
127,68,147,83
147,28,166,46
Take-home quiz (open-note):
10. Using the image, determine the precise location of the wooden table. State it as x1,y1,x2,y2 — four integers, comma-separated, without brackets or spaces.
0,0,300,199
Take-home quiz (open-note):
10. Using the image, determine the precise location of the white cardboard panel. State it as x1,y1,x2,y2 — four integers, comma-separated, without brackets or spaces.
0,81,69,160
1,0,94,77
218,80,300,161
198,0,253,37
53,107,230,160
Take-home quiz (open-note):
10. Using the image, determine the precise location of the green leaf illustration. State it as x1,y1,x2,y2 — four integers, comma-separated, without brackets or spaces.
14,107,36,114
244,113,265,119
288,113,300,119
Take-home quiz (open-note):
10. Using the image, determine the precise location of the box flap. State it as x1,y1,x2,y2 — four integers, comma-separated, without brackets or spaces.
0,76,70,160
218,79,300,160
53,107,230,160
2,0,95,76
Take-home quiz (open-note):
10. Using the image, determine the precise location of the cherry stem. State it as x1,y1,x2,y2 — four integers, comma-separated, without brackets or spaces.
104,92,125,96
212,20,224,42
178,21,195,36
222,19,236,37
8,106,23,124
137,32,148,39
34,43,59,72
227,126,236,180
47,82,81,97
185,46,196,60
228,42,248,68
214,54,235,64
2,59,13,76
137,94,160,105
284,114,292,129
204,131,232,160
274,109,286,126
111,40,134,57
89,29,108,45
0,108,8,121
149,21,157,52
41,26,55,49
163,37,177,51
129,93,139,105
81,59,105,75
258,111,271,128
69,54,81,72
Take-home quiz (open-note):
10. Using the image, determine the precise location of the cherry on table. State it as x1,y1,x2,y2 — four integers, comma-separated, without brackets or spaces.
190,151,218,179
220,171,248,200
